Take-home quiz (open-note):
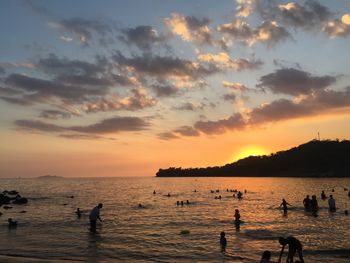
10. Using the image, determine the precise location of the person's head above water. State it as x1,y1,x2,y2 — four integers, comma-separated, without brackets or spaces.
98,203,103,208
220,231,225,238
261,250,271,259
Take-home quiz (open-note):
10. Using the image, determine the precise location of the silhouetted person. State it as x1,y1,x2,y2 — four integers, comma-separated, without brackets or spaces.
345,210,349,215
186,200,190,205
234,209,241,223
220,231,227,248
311,195,318,215
280,199,291,212
303,195,311,210
328,195,336,212
176,201,180,206
8,218,17,228
167,193,171,197
138,203,144,208
244,189,247,193
348,190,350,198
181,201,184,206
321,190,326,200
153,190,156,194
76,208,82,218
278,236,304,263
219,195,222,200
332,188,335,192
260,250,273,263
89,203,103,233
237,191,243,199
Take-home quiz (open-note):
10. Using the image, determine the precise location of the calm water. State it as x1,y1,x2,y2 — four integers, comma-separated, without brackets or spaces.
0,177,350,262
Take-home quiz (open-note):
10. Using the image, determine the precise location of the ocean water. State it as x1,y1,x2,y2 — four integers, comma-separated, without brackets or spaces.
0,177,350,263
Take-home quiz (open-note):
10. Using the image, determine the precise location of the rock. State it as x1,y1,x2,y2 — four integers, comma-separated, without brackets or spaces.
7,190,19,195
0,194,11,205
3,205,13,209
12,197,28,204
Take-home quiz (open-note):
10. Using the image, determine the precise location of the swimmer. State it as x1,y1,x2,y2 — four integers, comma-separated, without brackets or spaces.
186,200,190,205
321,190,326,199
237,191,243,199
260,250,273,263
153,190,156,194
328,195,336,212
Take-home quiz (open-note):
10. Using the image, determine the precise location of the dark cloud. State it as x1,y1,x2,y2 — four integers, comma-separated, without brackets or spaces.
0,66,5,75
174,126,200,136
249,87,350,124
112,52,220,80
5,73,107,103
58,133,107,140
151,83,179,97
194,113,246,135
257,68,336,96
39,110,72,119
223,93,237,102
15,116,150,134
37,54,105,77
0,96,35,106
50,18,115,46
174,102,205,111
277,0,332,29
119,25,167,51
157,132,179,140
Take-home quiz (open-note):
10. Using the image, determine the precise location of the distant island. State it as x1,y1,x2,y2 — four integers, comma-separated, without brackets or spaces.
36,175,64,179
156,140,350,177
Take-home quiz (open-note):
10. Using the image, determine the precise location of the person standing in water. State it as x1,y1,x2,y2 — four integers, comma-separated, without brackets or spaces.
303,195,311,210
278,236,304,263
328,195,336,212
280,199,292,212
310,195,318,215
220,231,227,248
89,203,103,233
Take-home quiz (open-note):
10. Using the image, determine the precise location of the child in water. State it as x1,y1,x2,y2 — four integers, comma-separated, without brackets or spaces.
220,231,227,248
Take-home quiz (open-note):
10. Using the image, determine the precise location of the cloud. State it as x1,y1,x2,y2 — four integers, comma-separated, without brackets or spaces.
223,93,237,102
194,113,246,134
151,83,179,97
174,126,200,136
49,18,115,46
60,36,73,42
5,73,107,103
58,133,107,140
257,68,336,96
157,132,179,140
323,19,350,38
39,110,72,119
236,0,254,18
173,102,205,111
15,116,150,134
278,0,331,29
119,25,167,51
218,19,290,46
112,52,220,80
249,87,350,124
197,52,263,71
83,88,156,113
164,13,213,45
222,81,251,91
0,66,5,75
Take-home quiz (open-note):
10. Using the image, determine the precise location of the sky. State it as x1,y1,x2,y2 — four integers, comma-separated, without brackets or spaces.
0,0,350,177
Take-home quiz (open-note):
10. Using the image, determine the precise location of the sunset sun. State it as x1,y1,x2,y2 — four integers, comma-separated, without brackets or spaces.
231,145,270,162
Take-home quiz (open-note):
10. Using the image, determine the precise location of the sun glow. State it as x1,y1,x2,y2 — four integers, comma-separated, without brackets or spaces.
230,145,270,162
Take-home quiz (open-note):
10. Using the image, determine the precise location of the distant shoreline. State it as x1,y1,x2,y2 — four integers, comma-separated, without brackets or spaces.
156,140,350,178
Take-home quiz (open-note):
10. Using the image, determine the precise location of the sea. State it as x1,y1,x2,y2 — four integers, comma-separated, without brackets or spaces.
0,177,349,263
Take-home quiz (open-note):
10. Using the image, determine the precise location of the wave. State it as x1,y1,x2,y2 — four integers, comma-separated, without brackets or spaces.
243,229,281,240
